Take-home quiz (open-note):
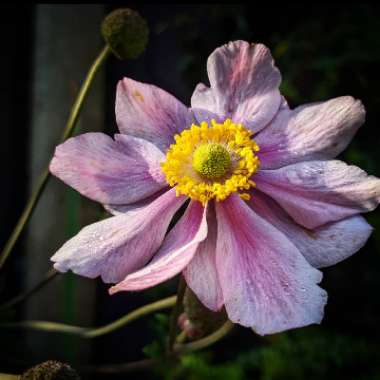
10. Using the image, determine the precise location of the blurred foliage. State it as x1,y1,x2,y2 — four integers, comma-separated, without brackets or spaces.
143,319,380,380
238,330,380,380
144,312,170,355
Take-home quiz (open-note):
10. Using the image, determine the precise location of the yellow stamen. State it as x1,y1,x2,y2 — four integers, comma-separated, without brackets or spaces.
161,118,260,205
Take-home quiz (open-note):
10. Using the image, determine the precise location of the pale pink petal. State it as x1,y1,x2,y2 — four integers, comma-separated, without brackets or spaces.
256,97,366,169
191,108,225,125
249,191,373,268
256,160,380,229
215,194,327,335
183,204,224,311
191,41,282,133
110,201,208,294
116,78,193,151
50,133,166,205
104,188,169,216
51,188,186,283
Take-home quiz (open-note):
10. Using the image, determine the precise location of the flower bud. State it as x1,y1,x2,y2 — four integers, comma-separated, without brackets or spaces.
179,287,227,339
178,312,203,339
21,360,80,380
101,8,149,60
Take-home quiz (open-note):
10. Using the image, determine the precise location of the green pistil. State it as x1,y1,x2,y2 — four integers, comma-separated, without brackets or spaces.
192,143,231,179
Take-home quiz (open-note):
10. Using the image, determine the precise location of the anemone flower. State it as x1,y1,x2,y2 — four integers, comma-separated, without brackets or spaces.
50,41,380,335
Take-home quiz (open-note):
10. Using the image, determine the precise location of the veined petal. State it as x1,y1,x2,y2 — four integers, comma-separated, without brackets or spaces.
183,204,224,311
249,191,373,268
51,188,186,283
110,201,208,294
256,160,380,229
191,108,225,125
191,41,282,133
50,133,166,205
116,78,193,152
256,97,366,169
104,188,170,216
215,194,327,335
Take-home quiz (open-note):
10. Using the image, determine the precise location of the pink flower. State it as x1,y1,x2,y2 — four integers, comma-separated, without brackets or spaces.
50,41,380,335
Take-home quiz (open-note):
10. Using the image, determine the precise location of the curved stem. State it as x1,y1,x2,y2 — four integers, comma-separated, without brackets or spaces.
0,45,111,271
167,276,186,351
84,295,176,338
0,320,86,335
0,167,49,270
0,269,59,311
174,320,234,354
0,295,176,338
1,300,234,375
175,330,187,344
82,359,156,374
59,45,110,142
86,320,235,374
0,374,20,380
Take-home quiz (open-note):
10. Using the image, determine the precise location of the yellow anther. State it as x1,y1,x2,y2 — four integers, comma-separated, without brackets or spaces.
239,193,251,201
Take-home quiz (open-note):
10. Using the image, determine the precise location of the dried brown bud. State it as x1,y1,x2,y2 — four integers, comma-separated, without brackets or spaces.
21,360,80,380
101,8,149,60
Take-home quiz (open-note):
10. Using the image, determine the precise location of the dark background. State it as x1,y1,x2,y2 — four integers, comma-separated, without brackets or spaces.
1,4,380,380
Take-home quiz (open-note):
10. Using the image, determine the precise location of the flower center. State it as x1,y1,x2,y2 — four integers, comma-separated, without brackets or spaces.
161,118,260,205
192,143,231,179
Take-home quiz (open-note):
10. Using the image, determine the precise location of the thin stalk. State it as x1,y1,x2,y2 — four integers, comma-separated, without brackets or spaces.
82,359,156,374
85,320,235,374
0,320,86,335
59,45,110,142
0,45,111,271
0,374,20,380
84,295,176,338
167,276,186,351
175,330,187,344
0,295,176,338
174,320,234,354
0,269,59,311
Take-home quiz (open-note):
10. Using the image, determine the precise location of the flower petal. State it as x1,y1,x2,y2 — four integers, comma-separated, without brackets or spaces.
104,188,169,216
256,97,366,169
215,194,327,335
249,191,373,268
191,108,225,125
51,188,186,283
116,78,193,151
191,41,282,133
110,201,208,294
50,133,166,205
256,160,380,229
183,204,224,311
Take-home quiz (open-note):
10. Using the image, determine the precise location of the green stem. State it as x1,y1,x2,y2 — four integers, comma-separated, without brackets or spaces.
0,295,176,338
0,320,86,335
0,374,20,380
174,320,234,354
84,295,176,338
0,269,59,311
175,330,187,344
82,359,156,375
85,320,235,374
167,276,186,351
59,45,110,142
0,45,111,271
0,300,234,375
